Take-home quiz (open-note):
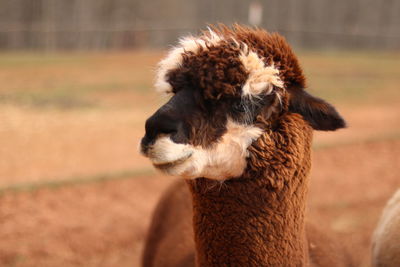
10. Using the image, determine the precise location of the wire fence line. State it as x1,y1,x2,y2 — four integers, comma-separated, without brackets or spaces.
0,0,399,50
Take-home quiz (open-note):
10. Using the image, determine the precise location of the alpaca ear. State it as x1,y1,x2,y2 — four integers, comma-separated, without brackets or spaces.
288,90,346,131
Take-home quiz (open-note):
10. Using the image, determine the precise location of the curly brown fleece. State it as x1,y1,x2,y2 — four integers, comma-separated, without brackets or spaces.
167,24,305,101
186,113,313,267
208,24,306,89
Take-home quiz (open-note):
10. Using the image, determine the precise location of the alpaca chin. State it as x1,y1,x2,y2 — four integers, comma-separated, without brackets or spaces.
146,120,263,180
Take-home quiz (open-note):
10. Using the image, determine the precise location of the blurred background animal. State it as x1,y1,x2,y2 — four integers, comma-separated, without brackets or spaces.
372,189,400,267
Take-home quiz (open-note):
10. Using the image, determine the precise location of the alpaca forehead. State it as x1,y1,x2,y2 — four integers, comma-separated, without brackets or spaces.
155,31,284,97
154,31,225,94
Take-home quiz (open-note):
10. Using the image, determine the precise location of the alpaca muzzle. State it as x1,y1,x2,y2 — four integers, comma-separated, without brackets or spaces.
141,135,194,167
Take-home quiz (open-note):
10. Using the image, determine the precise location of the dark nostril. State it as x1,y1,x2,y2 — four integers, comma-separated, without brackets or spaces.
140,136,153,154
141,135,152,146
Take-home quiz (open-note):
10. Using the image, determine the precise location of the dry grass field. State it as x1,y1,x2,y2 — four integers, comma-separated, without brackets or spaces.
0,50,399,267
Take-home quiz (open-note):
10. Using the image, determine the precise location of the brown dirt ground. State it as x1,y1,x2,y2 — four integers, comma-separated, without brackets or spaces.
0,106,154,187
0,139,399,267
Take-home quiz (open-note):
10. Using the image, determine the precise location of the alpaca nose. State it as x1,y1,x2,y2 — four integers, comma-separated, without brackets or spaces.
144,113,179,140
141,88,194,154
141,112,180,154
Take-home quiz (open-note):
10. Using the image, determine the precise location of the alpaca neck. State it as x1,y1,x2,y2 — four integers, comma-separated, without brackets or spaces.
187,173,309,266
187,115,313,267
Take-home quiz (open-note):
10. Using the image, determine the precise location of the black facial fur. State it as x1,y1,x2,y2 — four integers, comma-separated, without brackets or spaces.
142,89,195,149
142,88,230,150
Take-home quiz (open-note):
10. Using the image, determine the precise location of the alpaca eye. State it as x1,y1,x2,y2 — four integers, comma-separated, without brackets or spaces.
232,102,246,113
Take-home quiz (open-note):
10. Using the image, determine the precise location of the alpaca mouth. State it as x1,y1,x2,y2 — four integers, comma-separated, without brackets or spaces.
152,153,193,170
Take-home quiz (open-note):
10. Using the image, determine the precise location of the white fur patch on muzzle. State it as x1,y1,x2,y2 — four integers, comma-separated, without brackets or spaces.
143,120,262,180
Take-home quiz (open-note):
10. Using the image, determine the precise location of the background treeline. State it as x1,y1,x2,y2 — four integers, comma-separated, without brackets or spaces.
0,0,399,50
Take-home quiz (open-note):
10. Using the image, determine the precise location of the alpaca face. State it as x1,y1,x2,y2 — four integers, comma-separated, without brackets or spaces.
141,34,283,180
140,83,268,180
140,26,346,180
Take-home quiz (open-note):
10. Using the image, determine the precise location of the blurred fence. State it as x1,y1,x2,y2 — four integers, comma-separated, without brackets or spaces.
0,0,399,50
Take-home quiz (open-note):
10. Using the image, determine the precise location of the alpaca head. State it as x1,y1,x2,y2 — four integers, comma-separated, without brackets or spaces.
140,25,346,180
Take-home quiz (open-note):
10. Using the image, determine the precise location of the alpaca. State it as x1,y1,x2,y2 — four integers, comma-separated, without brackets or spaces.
140,25,352,266
372,189,400,267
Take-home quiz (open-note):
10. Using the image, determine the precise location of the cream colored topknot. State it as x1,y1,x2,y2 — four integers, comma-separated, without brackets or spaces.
239,50,284,97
